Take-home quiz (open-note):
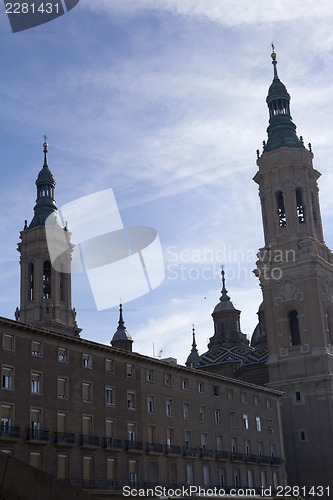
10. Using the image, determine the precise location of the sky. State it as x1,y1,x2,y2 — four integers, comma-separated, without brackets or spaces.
1,0,333,364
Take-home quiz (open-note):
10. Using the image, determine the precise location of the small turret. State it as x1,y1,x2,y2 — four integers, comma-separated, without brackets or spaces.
111,304,133,352
185,325,200,367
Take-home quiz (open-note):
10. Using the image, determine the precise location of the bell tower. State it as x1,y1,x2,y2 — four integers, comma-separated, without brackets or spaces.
254,49,333,491
17,140,80,337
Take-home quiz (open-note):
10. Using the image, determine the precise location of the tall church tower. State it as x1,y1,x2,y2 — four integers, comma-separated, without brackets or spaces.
254,49,333,491
17,140,80,337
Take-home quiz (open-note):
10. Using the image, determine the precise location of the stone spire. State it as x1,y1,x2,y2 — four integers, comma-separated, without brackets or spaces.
264,46,303,152
29,138,62,229
185,325,200,367
111,304,133,352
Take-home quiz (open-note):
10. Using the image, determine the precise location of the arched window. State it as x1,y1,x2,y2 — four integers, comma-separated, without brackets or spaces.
43,261,51,299
276,191,287,227
289,310,301,346
28,263,34,301
326,306,333,345
295,188,305,223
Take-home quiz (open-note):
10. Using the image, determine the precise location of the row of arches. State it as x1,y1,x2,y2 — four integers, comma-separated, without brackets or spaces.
276,188,305,228
28,261,53,301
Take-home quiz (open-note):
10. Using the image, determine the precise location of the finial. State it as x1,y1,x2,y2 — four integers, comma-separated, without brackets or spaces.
43,135,48,167
220,266,230,302
271,43,278,79
118,303,125,327
308,143,312,153
192,324,196,346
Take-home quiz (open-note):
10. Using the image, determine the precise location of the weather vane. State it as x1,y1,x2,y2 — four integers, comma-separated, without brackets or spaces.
43,134,48,144
271,42,275,52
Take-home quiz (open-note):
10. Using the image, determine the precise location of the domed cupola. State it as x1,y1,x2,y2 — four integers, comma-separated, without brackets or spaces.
265,46,304,152
208,268,248,349
29,138,62,228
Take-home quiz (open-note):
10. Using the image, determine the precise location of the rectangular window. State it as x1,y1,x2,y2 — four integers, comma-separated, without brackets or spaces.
82,353,92,368
82,382,93,403
30,452,42,469
216,435,223,451
127,391,135,409
147,395,154,413
231,437,237,453
166,399,173,417
254,395,260,406
82,415,93,436
198,382,204,394
57,454,69,479
183,402,190,420
295,391,301,401
186,463,194,486
182,378,188,390
241,392,247,403
126,364,134,377
148,425,156,443
58,347,68,363
213,385,220,397
106,387,114,406
58,377,68,399
268,418,274,433
107,458,116,485
30,408,41,430
83,456,93,482
129,459,138,486
2,334,14,351
199,405,206,423
243,414,249,430
184,429,191,448
2,366,13,390
229,411,236,427
164,373,172,387
128,422,136,442
256,416,262,432
227,388,234,400
247,469,254,488
203,464,210,486
266,398,272,409
31,372,41,394
1,404,13,428
106,418,115,438
57,412,68,433
200,432,208,449
31,340,42,357
146,368,153,382
105,358,114,373
214,409,221,424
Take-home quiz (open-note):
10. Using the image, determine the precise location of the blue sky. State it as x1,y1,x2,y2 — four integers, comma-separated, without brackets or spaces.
1,0,333,364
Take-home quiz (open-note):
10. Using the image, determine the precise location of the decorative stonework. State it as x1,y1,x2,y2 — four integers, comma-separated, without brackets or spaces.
277,277,298,302
298,237,316,257
322,281,333,302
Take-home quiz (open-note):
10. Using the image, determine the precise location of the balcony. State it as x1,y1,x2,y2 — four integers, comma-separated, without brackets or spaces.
146,442,163,454
215,450,229,461
245,453,258,463
258,455,270,465
26,428,49,443
164,444,181,455
231,452,244,462
270,456,282,466
104,437,122,450
0,426,20,441
126,440,143,452
79,434,99,448
183,446,198,458
200,448,214,459
54,432,75,446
